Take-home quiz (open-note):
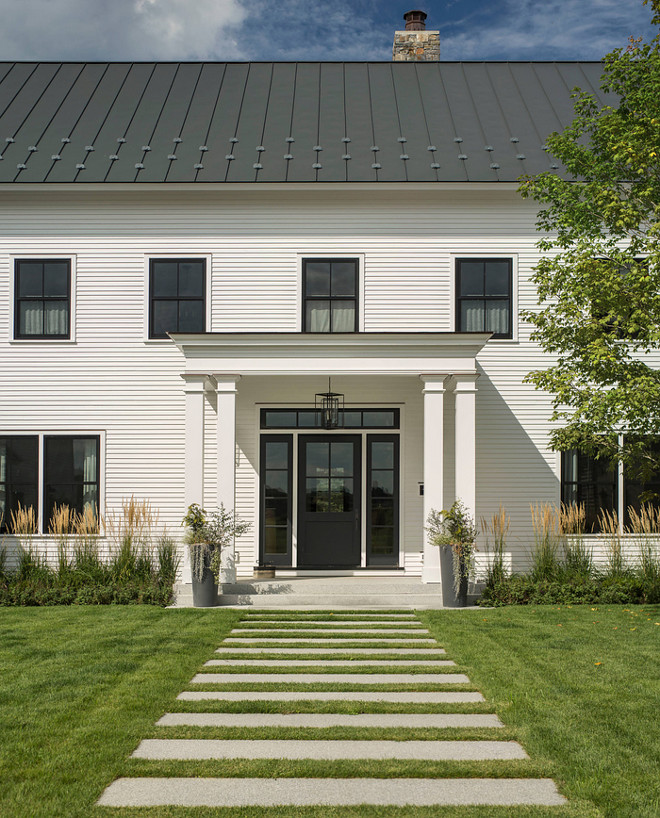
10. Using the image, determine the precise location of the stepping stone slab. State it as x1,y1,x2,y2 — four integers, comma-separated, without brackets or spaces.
215,647,446,654
133,739,528,761
191,673,470,684
157,713,504,728
243,613,418,618
230,628,430,634
205,659,456,667
99,777,567,807
178,691,485,702
222,638,438,644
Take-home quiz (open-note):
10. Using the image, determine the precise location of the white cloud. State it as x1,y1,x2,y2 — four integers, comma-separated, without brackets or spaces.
0,0,247,60
440,0,656,60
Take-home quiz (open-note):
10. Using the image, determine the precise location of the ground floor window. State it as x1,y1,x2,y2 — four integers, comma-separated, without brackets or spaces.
0,434,100,533
561,445,660,531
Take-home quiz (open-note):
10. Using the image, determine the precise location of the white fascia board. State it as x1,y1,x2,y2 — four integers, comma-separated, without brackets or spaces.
170,331,490,376
0,181,521,196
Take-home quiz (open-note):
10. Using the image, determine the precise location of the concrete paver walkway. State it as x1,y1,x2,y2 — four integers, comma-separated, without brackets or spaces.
99,610,567,810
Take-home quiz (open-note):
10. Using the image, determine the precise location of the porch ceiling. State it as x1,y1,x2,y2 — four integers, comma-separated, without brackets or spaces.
170,331,491,376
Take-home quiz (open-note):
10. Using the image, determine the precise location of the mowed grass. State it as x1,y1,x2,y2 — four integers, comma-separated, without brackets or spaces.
0,605,657,817
420,605,660,818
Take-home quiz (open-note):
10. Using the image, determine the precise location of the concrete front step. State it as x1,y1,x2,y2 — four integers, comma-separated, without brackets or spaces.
214,646,447,654
98,777,567,808
191,673,470,684
132,739,528,761
204,659,456,667
157,713,504,728
177,691,485,702
242,614,420,620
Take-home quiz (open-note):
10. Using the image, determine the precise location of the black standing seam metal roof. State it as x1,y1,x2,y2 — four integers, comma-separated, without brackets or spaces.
0,61,612,184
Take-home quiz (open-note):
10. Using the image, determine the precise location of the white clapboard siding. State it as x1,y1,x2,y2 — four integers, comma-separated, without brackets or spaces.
1,186,658,576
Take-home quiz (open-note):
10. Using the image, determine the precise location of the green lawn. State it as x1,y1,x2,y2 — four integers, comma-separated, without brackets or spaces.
0,605,657,818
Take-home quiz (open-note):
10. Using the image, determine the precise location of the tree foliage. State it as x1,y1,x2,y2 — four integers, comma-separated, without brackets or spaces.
520,0,660,481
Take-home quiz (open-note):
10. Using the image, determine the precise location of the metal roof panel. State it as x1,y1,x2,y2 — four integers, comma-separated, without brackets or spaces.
0,61,609,184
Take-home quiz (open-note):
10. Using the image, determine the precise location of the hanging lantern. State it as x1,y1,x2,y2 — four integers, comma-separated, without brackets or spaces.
315,377,344,429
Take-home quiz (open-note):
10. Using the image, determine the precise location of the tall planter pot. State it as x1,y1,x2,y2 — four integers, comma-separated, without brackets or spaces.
439,546,469,608
190,547,219,608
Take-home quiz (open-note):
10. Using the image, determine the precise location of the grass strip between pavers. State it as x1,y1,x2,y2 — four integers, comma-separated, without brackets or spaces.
123,756,551,781
211,653,448,660
148,726,516,742
184,682,477,692
168,700,495,715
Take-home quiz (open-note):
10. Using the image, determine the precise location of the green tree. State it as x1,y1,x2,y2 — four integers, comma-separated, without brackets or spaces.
520,0,660,481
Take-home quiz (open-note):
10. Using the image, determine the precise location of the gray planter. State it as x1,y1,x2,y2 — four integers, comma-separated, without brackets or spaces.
191,567,218,607
439,546,469,608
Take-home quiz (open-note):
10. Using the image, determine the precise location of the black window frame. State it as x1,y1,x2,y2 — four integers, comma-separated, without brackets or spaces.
14,258,71,340
149,258,207,339
0,435,39,533
259,435,293,566
366,434,400,567
43,435,101,529
455,257,513,339
302,258,359,333
260,408,400,430
561,449,618,532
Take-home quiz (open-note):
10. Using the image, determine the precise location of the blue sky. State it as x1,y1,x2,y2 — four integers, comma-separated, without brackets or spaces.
0,0,655,61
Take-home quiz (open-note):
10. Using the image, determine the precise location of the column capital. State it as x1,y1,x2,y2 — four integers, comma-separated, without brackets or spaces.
180,373,213,393
420,374,450,393
451,372,480,392
212,374,241,393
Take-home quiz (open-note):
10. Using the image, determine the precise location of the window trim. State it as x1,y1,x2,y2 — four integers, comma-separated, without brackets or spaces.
297,254,365,333
10,256,76,343
0,431,104,534
452,255,517,341
144,255,211,342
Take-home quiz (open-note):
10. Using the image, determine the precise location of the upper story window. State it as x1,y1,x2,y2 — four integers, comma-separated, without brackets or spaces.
303,258,358,333
14,259,70,339
456,258,512,339
149,259,206,339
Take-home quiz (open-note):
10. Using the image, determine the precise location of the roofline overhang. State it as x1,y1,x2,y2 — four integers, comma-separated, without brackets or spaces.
170,331,492,377
0,181,524,194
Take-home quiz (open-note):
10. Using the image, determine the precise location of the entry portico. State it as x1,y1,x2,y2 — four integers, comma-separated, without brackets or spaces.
175,332,488,584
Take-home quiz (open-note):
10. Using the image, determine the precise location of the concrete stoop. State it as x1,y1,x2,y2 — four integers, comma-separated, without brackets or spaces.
173,576,483,608
98,610,567,810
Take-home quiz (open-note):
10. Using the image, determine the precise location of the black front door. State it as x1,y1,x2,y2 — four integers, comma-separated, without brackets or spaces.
297,435,361,567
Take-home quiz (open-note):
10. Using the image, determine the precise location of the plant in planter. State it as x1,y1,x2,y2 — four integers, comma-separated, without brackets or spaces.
182,503,251,607
426,500,477,607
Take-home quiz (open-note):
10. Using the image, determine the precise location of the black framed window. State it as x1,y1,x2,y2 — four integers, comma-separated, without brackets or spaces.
561,450,617,532
367,435,400,566
303,259,358,333
260,435,292,566
261,408,399,430
44,436,100,528
0,436,38,533
149,259,206,339
15,259,70,339
456,258,512,338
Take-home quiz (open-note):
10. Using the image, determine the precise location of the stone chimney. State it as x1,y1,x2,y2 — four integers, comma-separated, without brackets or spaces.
393,10,440,61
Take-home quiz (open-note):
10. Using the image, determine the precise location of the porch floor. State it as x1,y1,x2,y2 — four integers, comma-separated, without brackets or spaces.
173,575,483,609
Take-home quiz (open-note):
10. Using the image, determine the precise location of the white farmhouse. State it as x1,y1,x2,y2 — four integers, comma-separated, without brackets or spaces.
0,13,646,600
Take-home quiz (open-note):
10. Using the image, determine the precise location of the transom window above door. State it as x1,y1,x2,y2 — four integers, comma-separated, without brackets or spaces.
303,258,358,333
149,258,206,339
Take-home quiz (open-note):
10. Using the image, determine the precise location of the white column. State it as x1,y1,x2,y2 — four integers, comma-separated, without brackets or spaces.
181,374,209,584
453,372,479,522
214,374,241,582
421,375,448,584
